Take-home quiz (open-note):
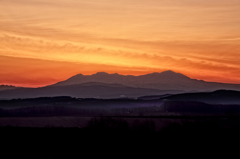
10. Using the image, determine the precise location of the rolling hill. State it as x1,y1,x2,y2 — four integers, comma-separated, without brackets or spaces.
0,82,179,99
161,90,240,104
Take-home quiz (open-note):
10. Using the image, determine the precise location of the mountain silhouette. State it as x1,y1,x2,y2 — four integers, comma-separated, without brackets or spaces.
1,70,240,99
53,70,191,88
52,70,240,92
0,85,18,91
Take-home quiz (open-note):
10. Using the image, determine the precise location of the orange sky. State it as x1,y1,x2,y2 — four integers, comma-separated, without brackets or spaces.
0,0,240,87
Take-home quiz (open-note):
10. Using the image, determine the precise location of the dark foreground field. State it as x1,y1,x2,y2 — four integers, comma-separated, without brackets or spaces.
2,95,240,158
1,116,240,158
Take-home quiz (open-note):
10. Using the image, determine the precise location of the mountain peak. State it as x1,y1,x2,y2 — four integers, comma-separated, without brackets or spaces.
161,70,184,75
142,70,188,79
0,84,13,86
0,85,17,91
67,73,84,79
92,72,122,77
161,70,176,73
160,70,190,79
94,72,109,75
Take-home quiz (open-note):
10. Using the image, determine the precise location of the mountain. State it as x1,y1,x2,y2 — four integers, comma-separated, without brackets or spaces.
53,70,190,87
0,85,18,91
52,70,240,92
1,70,240,99
0,82,180,99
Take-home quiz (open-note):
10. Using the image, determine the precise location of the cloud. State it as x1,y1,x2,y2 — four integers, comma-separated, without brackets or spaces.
1,33,240,81
1,0,240,85
0,55,163,87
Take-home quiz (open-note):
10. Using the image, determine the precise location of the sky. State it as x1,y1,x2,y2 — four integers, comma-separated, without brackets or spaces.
0,0,240,87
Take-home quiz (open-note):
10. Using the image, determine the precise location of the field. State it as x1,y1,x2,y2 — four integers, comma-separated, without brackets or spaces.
2,115,240,131
1,115,240,158
1,95,240,158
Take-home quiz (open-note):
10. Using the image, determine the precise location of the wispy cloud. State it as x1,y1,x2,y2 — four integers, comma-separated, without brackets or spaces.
0,0,240,86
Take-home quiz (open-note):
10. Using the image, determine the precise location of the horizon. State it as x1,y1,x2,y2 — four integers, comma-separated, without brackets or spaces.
1,70,239,88
1,0,240,87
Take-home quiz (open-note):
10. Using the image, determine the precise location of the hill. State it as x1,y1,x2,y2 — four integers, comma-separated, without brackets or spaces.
161,90,240,104
0,82,179,99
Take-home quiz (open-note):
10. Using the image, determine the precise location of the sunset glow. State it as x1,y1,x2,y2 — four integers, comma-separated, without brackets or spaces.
1,0,240,87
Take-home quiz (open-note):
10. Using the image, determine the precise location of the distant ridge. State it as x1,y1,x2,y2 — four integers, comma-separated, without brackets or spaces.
52,70,240,92
0,85,18,91
161,89,240,104
1,70,240,99
53,70,190,87
0,82,180,99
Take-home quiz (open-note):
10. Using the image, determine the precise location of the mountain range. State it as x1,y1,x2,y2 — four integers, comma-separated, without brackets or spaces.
1,70,240,99
0,85,18,91
53,70,240,91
